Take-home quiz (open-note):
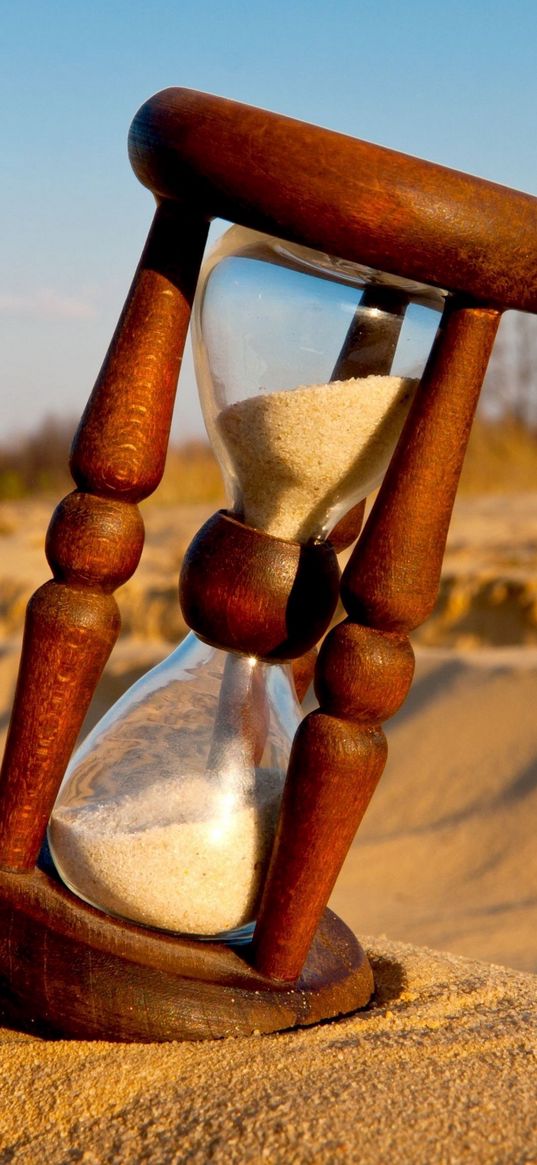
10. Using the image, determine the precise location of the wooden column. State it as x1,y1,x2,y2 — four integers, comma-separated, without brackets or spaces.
0,202,208,872
331,286,409,381
252,302,501,981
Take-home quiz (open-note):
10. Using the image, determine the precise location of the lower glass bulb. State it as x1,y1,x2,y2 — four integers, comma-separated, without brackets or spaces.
48,632,302,941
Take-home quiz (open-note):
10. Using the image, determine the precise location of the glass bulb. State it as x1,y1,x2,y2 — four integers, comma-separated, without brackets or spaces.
49,633,302,941
192,227,446,542
49,225,445,941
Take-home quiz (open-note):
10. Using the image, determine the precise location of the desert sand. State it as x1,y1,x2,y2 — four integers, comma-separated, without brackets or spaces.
0,491,536,1161
0,938,535,1163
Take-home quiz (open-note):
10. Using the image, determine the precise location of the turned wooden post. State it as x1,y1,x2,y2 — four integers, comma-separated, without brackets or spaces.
0,202,208,871
252,301,500,980
331,287,409,381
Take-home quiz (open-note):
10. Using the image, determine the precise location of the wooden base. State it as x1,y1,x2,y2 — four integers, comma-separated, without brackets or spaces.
0,867,373,1041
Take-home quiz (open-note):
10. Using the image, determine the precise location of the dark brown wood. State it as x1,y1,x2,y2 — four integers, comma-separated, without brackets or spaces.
0,201,209,873
253,629,414,985
341,303,501,630
72,201,209,502
129,88,537,312
315,622,415,722
291,648,318,703
180,510,341,660
253,714,387,981
0,868,373,1041
328,500,366,554
331,287,409,381
46,492,144,589
0,584,120,871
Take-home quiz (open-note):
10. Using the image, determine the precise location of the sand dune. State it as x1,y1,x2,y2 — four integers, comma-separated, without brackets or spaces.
331,646,537,972
2,494,537,647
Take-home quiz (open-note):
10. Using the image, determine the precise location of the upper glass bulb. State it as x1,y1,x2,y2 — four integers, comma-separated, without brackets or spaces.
192,227,446,542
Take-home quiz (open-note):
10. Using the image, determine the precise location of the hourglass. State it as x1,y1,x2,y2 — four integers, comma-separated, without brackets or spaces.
0,89,536,1041
46,227,440,945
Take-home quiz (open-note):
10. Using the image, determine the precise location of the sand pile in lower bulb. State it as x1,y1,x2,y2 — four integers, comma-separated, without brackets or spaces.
49,772,282,936
217,375,417,541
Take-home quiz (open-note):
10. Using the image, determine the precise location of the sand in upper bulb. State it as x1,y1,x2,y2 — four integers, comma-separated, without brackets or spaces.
217,374,418,541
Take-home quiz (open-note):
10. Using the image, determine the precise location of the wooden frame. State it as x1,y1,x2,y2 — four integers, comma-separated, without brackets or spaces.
1,88,531,1039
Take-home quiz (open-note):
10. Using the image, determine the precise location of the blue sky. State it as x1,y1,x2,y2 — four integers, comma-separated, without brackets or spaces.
2,0,537,441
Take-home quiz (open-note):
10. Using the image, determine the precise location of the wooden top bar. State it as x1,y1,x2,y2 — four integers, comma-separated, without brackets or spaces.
129,87,537,314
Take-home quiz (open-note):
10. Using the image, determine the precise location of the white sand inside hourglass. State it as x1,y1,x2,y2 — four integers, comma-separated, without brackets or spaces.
49,771,282,936
217,375,418,541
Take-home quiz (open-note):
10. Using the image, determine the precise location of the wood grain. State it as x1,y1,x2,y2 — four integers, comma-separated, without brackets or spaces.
331,286,409,381
129,88,537,312
0,584,120,870
46,492,144,590
341,304,501,630
291,648,318,703
327,500,366,554
0,867,373,1041
253,713,387,981
0,202,208,872
72,201,209,502
180,510,341,660
315,622,415,723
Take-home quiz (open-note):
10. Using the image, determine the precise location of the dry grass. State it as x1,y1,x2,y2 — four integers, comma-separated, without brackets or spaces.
0,421,225,507
0,417,76,499
145,441,225,507
0,414,535,505
459,417,537,493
